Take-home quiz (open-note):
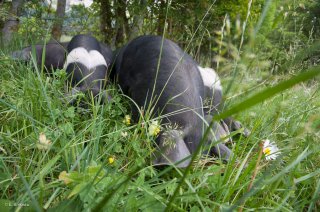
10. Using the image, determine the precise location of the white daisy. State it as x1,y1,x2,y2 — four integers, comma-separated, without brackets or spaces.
262,139,281,160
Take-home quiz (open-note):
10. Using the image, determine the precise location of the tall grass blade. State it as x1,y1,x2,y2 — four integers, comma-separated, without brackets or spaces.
215,66,320,121
16,166,42,212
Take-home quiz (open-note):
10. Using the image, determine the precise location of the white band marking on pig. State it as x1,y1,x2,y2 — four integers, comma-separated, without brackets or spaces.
64,47,107,70
197,66,222,91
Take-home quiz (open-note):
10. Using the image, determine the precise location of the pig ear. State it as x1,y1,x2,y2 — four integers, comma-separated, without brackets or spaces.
204,115,232,143
211,121,232,143
211,143,233,162
231,120,251,137
202,115,233,162
153,130,191,168
222,117,251,137
11,49,31,61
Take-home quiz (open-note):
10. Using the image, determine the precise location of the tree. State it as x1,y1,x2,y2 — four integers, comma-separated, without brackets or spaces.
114,0,129,47
157,0,166,35
96,0,113,44
51,0,66,41
129,0,147,40
0,1,4,30
1,0,24,45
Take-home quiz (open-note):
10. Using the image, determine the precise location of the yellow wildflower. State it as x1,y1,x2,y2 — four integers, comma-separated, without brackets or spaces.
148,120,161,137
58,171,72,185
108,156,115,164
123,115,131,125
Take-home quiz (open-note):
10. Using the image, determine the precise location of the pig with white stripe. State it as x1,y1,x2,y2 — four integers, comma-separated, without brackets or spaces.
11,35,113,103
64,34,112,101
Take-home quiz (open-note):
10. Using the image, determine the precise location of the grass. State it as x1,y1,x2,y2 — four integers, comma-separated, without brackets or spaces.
0,1,319,209
0,43,319,211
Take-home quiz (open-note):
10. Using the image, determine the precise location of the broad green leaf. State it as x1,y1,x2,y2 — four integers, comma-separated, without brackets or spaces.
40,155,60,176
68,182,87,198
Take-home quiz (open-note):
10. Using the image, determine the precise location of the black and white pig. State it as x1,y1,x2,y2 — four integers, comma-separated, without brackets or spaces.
11,38,113,74
63,34,113,101
112,35,233,167
11,35,113,102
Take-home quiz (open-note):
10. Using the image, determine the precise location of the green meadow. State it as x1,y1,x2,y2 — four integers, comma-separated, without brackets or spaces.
0,0,320,211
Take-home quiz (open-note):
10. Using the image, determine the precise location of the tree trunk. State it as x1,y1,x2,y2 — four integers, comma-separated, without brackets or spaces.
97,0,112,44
129,0,147,40
115,0,129,47
0,1,3,30
157,0,166,35
51,0,66,41
1,0,24,45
